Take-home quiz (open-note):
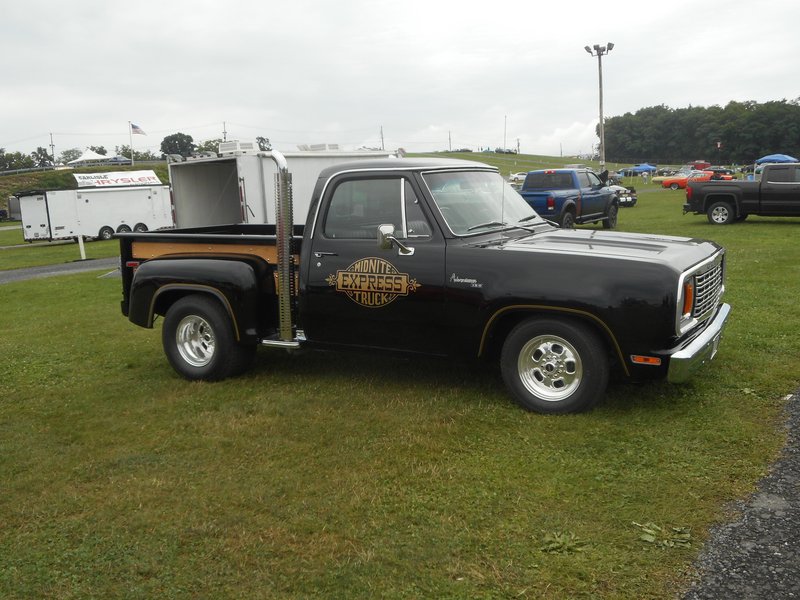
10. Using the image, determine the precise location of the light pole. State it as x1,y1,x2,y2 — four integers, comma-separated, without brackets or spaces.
584,43,614,172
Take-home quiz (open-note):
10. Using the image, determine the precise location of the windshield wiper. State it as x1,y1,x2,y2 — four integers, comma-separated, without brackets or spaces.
467,220,506,232
517,214,539,223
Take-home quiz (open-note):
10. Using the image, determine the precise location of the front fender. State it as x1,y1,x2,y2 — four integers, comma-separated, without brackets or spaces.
128,257,270,343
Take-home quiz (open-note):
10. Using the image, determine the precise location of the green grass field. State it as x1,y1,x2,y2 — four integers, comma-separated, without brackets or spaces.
1,156,798,598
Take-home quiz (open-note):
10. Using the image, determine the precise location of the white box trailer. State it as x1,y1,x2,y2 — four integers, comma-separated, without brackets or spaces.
18,185,173,242
168,147,393,227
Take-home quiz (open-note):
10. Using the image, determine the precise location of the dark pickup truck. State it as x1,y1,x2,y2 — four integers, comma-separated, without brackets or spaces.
117,153,730,414
518,168,619,228
684,162,800,224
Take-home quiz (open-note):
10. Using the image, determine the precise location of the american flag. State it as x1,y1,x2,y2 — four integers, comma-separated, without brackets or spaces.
130,123,146,135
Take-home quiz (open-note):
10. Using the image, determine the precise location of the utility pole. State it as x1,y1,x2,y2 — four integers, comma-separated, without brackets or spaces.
222,121,228,142
449,130,452,152
49,133,55,165
380,126,385,151
584,42,614,172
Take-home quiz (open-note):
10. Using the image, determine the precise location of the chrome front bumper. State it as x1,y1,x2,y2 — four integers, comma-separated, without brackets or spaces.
667,303,731,383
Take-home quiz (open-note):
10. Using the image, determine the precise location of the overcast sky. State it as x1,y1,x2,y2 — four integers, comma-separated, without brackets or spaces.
3,0,799,160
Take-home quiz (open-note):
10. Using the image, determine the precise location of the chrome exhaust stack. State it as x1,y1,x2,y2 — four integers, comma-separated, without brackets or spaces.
269,150,297,344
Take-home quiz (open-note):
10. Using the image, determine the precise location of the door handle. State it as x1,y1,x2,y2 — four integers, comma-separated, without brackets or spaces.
314,251,337,258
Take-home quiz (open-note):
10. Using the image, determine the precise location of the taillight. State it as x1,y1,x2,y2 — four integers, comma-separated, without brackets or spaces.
686,186,693,200
547,195,555,210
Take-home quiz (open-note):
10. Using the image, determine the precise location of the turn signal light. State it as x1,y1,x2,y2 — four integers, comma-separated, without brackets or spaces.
631,355,662,366
682,281,695,316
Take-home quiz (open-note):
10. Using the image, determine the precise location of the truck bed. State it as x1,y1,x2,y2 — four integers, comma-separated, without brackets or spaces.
118,223,305,262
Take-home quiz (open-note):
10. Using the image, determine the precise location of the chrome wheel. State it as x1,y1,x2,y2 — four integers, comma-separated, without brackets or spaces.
175,314,216,367
517,334,583,401
710,204,731,224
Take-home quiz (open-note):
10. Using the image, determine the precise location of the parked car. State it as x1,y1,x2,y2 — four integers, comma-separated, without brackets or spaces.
608,184,637,207
705,167,735,180
662,170,713,190
509,172,527,183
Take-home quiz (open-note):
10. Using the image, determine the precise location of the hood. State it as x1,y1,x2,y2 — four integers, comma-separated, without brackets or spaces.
500,228,722,274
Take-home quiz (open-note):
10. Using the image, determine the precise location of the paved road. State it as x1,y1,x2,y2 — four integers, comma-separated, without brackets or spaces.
0,257,119,284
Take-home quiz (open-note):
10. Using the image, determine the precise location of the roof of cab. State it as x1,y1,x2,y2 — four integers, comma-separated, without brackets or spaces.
316,157,497,178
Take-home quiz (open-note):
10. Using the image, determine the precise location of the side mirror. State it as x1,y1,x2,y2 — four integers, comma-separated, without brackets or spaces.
377,224,414,256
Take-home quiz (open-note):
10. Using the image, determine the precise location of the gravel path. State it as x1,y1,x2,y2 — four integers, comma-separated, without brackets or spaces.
682,390,800,599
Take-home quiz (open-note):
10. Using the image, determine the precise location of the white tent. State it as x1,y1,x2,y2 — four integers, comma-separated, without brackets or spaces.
67,150,110,165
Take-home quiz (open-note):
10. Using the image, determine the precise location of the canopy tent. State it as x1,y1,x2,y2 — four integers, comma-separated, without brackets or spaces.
628,163,657,172
755,153,798,164
67,150,110,165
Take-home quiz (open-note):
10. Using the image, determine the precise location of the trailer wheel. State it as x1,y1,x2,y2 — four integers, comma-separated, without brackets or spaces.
117,224,132,233
98,226,114,240
707,201,735,225
133,223,148,232
500,318,609,414
162,294,256,381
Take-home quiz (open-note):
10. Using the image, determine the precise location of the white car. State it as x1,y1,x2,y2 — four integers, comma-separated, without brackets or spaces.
509,172,528,183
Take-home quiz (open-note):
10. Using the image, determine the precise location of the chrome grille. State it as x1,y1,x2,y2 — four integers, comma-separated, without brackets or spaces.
692,261,724,318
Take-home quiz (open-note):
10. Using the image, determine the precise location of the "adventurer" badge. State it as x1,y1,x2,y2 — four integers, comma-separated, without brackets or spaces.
327,257,420,308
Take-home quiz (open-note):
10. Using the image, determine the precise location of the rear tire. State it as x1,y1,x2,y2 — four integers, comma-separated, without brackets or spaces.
117,224,132,233
670,183,679,190
133,223,148,232
707,201,735,225
500,318,609,414
162,295,256,381
98,226,114,240
560,211,575,229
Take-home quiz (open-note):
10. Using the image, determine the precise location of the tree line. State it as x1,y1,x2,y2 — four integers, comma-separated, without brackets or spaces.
604,98,800,165
0,134,271,171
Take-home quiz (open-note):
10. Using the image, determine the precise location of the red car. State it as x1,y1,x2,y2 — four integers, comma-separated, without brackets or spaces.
661,170,713,190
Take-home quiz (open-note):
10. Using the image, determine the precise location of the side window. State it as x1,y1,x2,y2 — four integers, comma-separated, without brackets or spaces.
765,166,790,183
323,178,431,239
586,172,602,187
577,172,592,188
403,180,432,238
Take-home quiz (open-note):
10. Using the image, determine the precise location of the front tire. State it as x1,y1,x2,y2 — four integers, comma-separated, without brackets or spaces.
707,201,735,225
162,295,256,381
501,318,609,414
602,203,618,229
670,183,680,190
98,226,114,240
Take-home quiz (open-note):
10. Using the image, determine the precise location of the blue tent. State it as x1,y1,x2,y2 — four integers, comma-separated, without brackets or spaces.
755,153,798,163
628,163,657,172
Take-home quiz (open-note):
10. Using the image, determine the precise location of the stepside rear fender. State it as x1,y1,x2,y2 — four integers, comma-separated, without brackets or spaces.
128,256,274,343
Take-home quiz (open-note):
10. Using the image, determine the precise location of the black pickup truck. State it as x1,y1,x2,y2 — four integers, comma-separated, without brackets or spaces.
117,153,730,414
684,162,800,224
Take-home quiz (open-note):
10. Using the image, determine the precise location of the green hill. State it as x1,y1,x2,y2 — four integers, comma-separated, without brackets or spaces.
0,163,170,211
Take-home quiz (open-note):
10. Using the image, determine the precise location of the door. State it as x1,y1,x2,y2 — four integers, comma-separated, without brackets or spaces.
759,165,800,215
302,174,447,354
577,171,606,218
20,194,50,241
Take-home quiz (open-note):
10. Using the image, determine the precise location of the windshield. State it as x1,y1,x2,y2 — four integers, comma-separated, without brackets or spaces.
422,170,544,236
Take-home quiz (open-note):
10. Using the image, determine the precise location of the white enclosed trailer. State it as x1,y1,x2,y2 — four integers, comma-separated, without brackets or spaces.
168,143,393,227
18,185,173,242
